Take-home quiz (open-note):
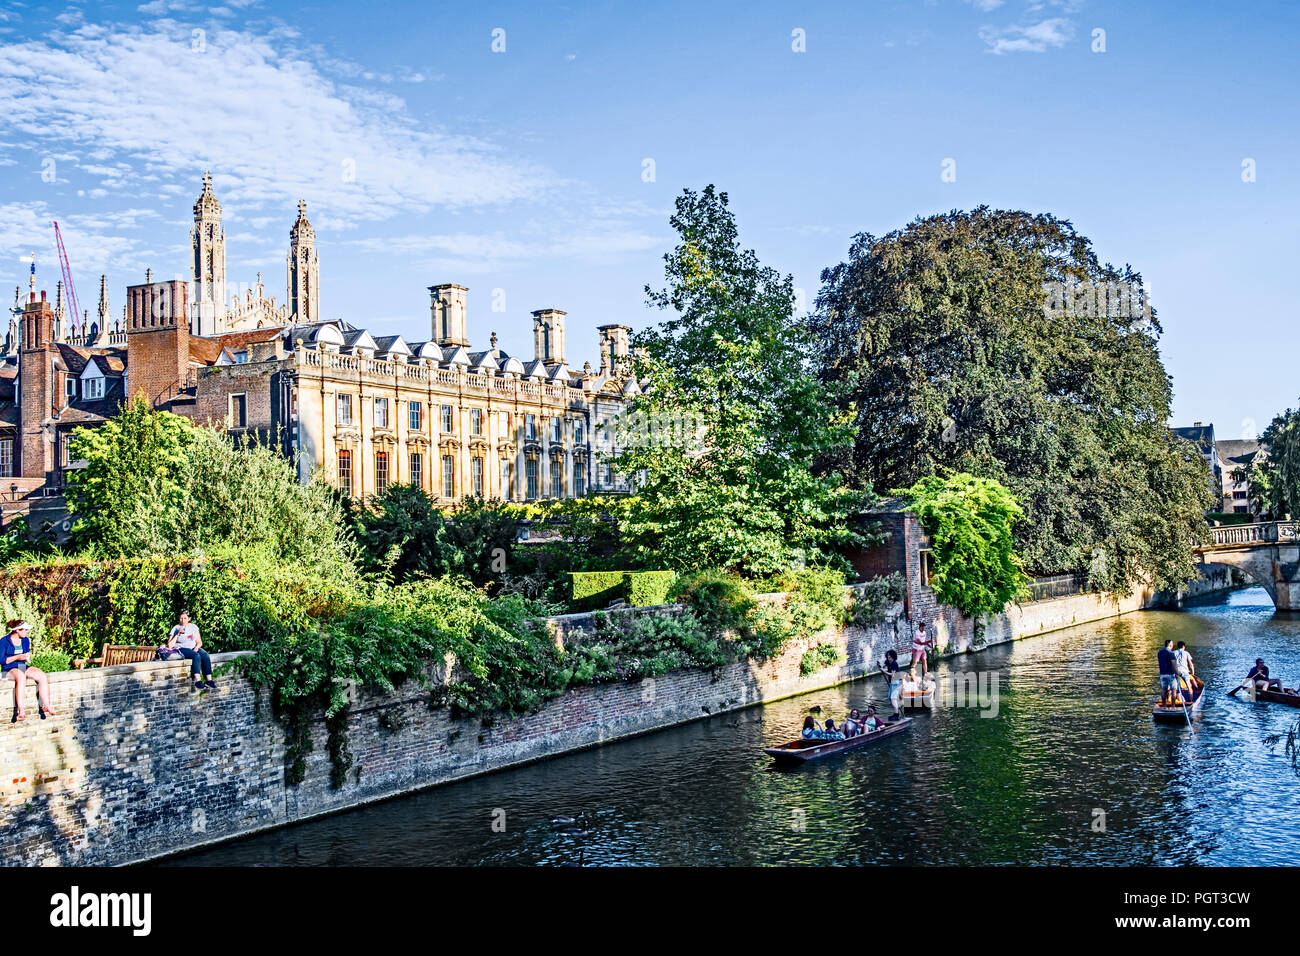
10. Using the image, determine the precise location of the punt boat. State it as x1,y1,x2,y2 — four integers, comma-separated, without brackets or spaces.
1152,682,1206,724
1247,687,1300,708
764,716,912,763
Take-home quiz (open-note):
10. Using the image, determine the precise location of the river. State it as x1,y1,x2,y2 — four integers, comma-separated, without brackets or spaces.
168,586,1300,866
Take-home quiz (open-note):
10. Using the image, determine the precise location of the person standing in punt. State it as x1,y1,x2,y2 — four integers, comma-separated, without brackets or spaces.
1157,639,1178,706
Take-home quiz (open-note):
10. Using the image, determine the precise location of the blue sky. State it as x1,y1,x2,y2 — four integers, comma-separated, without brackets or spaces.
0,0,1295,436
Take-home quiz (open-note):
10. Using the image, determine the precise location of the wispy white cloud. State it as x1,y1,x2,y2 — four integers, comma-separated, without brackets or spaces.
978,16,1074,54
0,23,558,226
964,0,1006,11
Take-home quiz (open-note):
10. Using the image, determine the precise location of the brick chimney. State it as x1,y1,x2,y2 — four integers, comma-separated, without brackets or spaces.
18,290,56,479
126,277,190,406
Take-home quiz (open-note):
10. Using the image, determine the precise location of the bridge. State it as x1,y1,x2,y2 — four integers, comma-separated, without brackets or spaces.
1196,521,1300,610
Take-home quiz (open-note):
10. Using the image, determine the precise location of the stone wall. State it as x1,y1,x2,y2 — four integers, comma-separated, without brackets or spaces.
0,580,1207,868
0,602,914,867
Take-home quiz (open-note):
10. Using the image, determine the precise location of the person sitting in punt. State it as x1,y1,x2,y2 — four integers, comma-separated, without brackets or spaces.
1246,659,1282,694
843,709,863,736
821,718,846,741
861,706,885,732
802,716,821,740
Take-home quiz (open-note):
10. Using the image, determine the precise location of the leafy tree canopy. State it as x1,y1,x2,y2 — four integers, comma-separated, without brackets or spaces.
615,185,870,576
1248,404,1300,519
65,395,357,576
812,206,1211,592
897,473,1026,618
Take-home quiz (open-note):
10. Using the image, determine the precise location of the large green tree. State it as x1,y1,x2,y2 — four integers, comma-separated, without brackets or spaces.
811,206,1211,592
1247,405,1300,519
615,185,867,576
66,395,356,574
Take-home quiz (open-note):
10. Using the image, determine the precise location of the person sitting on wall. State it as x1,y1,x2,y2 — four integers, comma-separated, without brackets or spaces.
2,619,56,721
165,610,214,691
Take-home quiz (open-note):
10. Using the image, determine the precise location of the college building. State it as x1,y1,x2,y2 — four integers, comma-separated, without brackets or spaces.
0,174,639,507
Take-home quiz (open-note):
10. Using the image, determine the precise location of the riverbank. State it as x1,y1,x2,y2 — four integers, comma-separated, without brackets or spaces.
172,586,1295,867
0,579,1223,866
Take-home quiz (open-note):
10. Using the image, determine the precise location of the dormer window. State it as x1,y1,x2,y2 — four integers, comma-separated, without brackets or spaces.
232,350,248,364
84,377,104,400
65,379,77,400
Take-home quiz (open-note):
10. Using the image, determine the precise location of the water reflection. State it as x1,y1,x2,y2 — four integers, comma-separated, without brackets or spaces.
168,587,1300,866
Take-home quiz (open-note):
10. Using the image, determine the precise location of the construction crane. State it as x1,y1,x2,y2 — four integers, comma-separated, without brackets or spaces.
51,220,81,334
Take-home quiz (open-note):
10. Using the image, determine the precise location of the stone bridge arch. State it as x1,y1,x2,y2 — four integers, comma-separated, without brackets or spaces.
1196,521,1300,611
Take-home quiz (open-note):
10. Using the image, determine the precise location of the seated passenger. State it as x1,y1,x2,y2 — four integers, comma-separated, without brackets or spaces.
1247,659,1282,693
861,706,885,731
843,709,863,736
822,718,846,741
802,716,821,740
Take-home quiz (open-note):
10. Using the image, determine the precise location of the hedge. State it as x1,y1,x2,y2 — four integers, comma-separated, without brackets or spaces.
570,571,628,610
626,571,677,607
569,570,678,610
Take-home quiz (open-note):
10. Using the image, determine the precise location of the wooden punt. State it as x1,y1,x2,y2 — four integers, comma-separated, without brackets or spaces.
765,717,912,763
1249,687,1300,708
1152,683,1206,724
899,685,936,710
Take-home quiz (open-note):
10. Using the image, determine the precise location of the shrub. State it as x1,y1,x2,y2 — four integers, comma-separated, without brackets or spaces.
671,571,755,639
800,642,842,676
896,473,1027,619
570,571,628,609
851,573,906,628
626,571,677,607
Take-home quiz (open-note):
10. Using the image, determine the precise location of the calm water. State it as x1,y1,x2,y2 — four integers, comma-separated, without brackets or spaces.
170,587,1300,866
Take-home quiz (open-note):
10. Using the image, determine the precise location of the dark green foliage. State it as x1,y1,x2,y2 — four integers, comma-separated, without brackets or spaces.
351,483,450,582
898,474,1027,619
812,206,1212,592
1248,405,1300,519
850,573,906,628
351,488,518,588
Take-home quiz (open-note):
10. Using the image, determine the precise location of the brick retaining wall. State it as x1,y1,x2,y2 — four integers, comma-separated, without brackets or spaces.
0,580,1210,867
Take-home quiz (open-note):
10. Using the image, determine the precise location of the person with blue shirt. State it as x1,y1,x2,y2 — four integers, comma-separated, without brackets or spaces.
2,619,56,721
1157,639,1178,706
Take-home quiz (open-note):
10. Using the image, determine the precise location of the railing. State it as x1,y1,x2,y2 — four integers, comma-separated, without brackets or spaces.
1203,521,1298,549
295,347,587,406
1026,573,1089,602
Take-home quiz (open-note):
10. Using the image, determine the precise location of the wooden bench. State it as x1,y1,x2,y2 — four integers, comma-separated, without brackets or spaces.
72,644,161,669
